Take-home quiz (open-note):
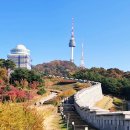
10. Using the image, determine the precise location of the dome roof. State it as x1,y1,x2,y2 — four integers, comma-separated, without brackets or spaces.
16,44,27,50
10,44,30,55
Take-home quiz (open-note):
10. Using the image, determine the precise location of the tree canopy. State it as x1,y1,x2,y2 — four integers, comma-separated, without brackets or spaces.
10,68,43,84
73,68,130,100
0,59,16,70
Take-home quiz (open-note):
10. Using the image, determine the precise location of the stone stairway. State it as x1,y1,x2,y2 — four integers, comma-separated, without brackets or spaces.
60,96,98,130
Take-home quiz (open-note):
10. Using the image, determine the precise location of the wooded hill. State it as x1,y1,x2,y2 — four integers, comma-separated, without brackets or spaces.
33,60,130,100
33,60,78,77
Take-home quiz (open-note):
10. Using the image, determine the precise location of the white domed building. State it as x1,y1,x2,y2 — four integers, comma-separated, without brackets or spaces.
8,44,31,70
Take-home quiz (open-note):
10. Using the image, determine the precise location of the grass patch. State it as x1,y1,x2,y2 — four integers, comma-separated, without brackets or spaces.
95,95,114,110
74,82,90,91
0,103,44,130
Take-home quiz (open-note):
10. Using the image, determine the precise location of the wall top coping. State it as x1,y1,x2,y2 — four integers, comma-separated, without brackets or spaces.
90,107,109,113
96,111,123,116
96,111,130,116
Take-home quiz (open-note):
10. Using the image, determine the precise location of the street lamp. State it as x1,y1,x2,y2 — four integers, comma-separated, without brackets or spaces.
72,121,75,130
67,114,70,130
61,112,63,119
63,115,66,120
62,99,64,106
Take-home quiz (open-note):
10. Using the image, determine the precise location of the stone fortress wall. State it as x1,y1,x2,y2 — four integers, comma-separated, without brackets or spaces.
74,80,130,130
48,75,130,130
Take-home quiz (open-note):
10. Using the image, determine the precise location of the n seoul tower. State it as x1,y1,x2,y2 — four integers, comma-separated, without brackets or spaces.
69,18,75,63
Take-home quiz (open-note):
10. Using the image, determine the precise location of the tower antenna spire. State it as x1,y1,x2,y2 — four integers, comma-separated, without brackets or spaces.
80,43,85,68
69,18,76,63
71,17,74,37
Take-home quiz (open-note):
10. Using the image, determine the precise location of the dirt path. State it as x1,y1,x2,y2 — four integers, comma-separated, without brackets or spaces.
43,106,61,130
30,92,61,130
34,92,57,105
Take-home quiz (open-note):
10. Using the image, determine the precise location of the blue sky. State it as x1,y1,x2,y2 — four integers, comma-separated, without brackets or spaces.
0,0,130,71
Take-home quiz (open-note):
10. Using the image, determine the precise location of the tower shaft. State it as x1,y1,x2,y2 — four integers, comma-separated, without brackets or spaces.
70,47,74,62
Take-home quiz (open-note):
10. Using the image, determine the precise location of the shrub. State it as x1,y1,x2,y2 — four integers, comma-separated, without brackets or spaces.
4,85,11,91
113,97,123,106
37,88,46,95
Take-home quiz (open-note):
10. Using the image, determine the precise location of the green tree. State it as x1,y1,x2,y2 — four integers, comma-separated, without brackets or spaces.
0,59,16,70
28,70,43,83
3,59,16,70
10,68,44,85
10,68,29,83
0,59,5,68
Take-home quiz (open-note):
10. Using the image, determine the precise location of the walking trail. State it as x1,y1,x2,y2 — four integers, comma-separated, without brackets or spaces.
30,92,61,130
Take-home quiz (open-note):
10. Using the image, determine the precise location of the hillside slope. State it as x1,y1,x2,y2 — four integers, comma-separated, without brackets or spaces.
33,60,78,77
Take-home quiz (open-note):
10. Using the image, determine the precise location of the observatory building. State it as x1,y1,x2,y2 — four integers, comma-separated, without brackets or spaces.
8,44,31,70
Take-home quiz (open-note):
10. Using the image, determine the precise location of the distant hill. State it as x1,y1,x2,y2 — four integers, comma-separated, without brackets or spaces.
89,67,130,79
33,60,78,77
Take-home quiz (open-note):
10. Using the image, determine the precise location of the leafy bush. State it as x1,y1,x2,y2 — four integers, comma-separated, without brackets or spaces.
4,85,11,91
37,88,46,95
0,85,33,102
113,97,123,106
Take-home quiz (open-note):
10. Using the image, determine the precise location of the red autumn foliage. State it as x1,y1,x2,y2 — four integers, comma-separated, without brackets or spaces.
0,85,33,102
7,90,17,101
0,77,42,102
0,79,4,85
7,88,28,101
